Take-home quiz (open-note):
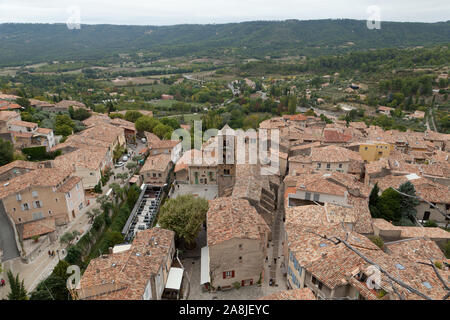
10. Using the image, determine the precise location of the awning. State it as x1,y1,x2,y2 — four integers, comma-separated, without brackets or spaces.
165,267,184,290
200,246,210,285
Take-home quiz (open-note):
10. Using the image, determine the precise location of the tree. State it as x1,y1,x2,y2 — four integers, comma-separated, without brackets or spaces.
65,246,82,265
93,182,102,194
55,114,75,128
7,270,28,300
0,138,14,166
54,124,73,137
135,116,160,133
72,108,91,121
287,95,297,114
106,231,124,248
377,188,402,222
397,181,419,223
158,195,209,248
153,123,173,139
109,182,124,204
16,97,31,109
125,110,144,123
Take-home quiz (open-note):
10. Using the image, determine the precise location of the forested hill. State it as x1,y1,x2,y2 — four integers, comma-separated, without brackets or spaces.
0,19,449,66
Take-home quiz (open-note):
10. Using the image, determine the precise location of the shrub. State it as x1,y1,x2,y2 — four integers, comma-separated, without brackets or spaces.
424,220,438,227
65,246,82,265
368,235,384,249
232,282,241,290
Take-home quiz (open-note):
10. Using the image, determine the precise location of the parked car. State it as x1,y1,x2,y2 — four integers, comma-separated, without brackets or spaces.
122,155,128,162
115,162,124,168
141,138,147,143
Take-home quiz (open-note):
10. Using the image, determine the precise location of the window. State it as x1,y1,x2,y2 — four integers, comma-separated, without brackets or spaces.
55,198,58,202
13,208,16,212
22,203,29,211
305,192,311,201
239,244,243,250
90,172,94,176
338,163,342,168
317,163,321,169
239,256,242,262
364,147,368,150
16,194,21,201
76,183,79,190
32,191,38,197
34,201,42,208
313,193,320,202
223,271,234,279
48,210,52,215
446,204,450,211
153,173,157,177
423,211,431,221
66,192,71,199
326,163,331,169
224,169,230,175
79,203,83,210
158,173,162,177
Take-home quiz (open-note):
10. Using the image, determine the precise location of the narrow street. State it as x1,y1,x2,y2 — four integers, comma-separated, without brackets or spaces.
268,181,286,287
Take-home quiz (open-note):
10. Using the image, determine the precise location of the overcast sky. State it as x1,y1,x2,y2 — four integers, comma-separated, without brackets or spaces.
0,0,448,25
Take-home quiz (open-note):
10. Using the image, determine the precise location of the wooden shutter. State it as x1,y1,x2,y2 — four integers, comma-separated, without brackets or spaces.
223,272,226,279
232,270,235,278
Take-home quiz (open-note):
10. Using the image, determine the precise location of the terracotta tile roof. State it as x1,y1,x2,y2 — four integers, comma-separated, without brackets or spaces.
78,227,174,300
378,106,393,112
207,197,269,247
55,100,86,109
283,114,307,121
0,168,72,199
288,162,314,176
292,173,348,197
285,223,449,299
140,153,172,172
56,176,82,193
365,159,390,175
82,114,109,127
373,175,450,204
11,131,33,138
22,218,56,239
231,164,272,203
259,288,316,300
385,238,448,264
78,123,124,145
323,128,352,143
372,218,450,240
286,200,372,234
36,127,53,135
259,117,288,130
53,147,108,171
310,145,362,163
0,160,41,176
0,111,20,121
9,120,38,128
